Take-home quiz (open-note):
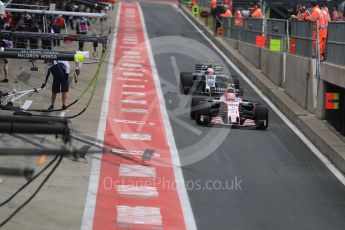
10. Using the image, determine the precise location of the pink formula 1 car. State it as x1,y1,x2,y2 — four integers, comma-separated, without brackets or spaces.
193,88,268,130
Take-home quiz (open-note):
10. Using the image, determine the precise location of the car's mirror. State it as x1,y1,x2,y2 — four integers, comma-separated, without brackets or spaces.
236,88,244,97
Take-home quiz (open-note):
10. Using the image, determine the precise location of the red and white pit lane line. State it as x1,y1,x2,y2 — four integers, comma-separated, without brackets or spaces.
82,2,195,230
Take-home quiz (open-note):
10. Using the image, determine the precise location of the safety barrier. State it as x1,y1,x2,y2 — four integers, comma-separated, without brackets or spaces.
221,18,320,54
225,17,241,40
223,17,288,52
326,22,345,66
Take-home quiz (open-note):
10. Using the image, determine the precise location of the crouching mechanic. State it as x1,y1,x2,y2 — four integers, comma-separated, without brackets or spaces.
41,60,70,111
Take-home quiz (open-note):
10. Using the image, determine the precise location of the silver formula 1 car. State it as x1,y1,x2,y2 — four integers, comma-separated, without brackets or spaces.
179,62,243,98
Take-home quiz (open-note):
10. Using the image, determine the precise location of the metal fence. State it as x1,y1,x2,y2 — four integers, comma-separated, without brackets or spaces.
326,82,345,136
223,17,288,52
196,0,210,8
326,22,345,66
290,20,314,58
191,4,344,63
240,18,264,44
226,17,241,40
266,19,288,53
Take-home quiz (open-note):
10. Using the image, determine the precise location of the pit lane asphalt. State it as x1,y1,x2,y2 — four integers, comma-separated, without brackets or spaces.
140,2,345,229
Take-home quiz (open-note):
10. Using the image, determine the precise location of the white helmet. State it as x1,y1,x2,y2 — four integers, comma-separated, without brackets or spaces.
206,67,214,74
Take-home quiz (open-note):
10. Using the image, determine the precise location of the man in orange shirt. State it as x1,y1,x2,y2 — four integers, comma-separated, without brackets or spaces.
234,8,242,26
251,2,263,19
210,0,217,11
332,6,341,21
220,5,232,17
320,2,330,57
292,4,310,20
222,0,232,9
305,0,326,58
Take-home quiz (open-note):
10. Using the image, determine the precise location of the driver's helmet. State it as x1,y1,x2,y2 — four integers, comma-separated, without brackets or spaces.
224,92,236,101
223,88,236,101
206,67,214,75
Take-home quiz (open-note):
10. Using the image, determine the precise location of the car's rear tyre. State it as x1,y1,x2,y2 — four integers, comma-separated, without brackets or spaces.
255,106,268,130
196,101,211,126
180,72,193,94
190,96,205,120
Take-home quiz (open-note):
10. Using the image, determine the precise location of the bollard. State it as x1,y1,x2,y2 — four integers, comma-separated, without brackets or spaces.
200,11,210,27
192,5,200,17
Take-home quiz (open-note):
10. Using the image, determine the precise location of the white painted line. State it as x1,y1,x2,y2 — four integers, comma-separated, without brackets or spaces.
138,4,197,229
122,92,146,96
117,206,162,227
124,29,137,32
178,7,345,186
118,77,144,82
123,72,144,77
124,26,139,29
122,63,143,68
113,147,144,154
123,41,138,45
121,132,152,141
123,35,138,38
123,39,138,42
112,147,160,157
123,55,141,59
116,185,159,198
119,164,156,178
122,59,145,64
118,67,145,72
122,84,145,88
123,37,138,40
114,118,146,125
21,100,32,110
122,108,148,114
124,51,140,55
120,46,136,49
81,3,122,230
122,99,147,105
